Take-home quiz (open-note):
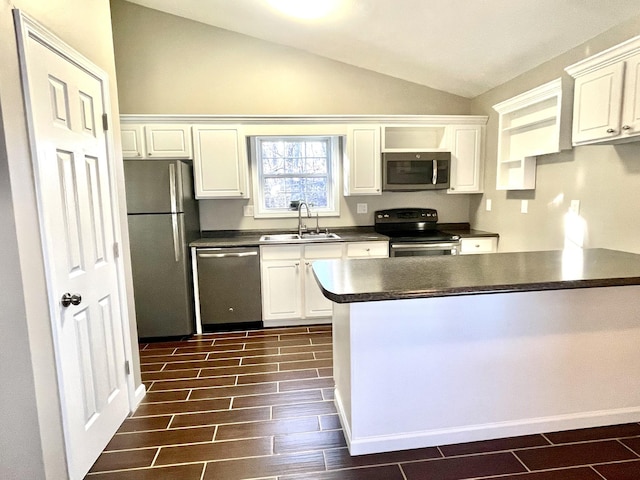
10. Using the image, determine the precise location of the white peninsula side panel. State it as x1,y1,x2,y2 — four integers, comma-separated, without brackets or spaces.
332,286,640,455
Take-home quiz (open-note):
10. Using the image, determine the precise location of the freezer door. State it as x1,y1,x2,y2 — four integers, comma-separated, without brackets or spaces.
124,160,185,214
128,213,194,337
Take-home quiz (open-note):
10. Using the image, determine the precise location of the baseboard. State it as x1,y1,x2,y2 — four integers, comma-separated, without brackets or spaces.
333,389,353,448
263,317,331,328
343,407,640,456
130,383,146,414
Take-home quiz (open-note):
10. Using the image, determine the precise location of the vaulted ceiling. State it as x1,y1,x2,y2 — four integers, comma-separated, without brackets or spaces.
125,0,640,98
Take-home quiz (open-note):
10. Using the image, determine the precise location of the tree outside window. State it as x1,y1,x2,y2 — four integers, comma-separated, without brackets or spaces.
253,136,339,217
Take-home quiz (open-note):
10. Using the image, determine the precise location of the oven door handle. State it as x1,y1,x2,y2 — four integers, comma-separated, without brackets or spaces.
391,242,458,249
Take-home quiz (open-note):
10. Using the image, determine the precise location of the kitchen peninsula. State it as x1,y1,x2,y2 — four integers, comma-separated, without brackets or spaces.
312,249,640,455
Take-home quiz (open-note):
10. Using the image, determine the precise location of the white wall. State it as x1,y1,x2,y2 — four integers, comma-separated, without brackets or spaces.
0,0,139,477
470,14,640,254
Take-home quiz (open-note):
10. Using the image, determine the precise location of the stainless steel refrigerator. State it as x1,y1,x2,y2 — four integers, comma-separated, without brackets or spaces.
124,160,200,338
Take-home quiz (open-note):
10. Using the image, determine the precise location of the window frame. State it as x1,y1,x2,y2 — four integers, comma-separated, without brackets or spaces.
250,135,341,218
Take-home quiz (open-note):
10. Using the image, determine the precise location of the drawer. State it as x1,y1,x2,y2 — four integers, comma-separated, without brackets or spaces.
346,241,389,258
460,237,497,254
304,243,344,259
260,245,302,260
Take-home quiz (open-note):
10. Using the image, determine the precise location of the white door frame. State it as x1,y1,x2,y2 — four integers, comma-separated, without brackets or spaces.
13,6,141,466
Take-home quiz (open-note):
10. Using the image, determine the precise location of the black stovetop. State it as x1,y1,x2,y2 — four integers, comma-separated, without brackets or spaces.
374,208,459,242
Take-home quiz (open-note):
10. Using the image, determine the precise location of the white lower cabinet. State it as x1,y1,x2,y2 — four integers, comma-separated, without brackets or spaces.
260,241,388,326
459,236,498,255
260,246,303,322
303,244,344,318
345,241,389,258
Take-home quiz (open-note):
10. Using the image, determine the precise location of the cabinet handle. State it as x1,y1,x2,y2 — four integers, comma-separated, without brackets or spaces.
622,125,632,131
606,128,616,133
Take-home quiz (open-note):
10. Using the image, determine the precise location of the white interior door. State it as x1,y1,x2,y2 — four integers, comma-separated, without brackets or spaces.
16,13,130,480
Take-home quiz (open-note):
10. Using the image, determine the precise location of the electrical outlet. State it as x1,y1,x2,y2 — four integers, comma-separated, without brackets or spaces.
243,205,254,217
357,203,368,214
486,199,492,211
570,199,580,215
521,200,528,214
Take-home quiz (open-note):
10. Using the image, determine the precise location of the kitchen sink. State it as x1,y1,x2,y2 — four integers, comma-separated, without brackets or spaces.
259,232,341,242
301,232,341,240
259,234,301,241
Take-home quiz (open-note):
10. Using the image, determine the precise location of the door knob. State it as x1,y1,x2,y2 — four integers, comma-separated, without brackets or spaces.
61,293,82,307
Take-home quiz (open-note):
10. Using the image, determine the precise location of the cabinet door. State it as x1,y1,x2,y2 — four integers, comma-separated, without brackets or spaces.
344,125,381,196
120,124,144,159
459,237,498,255
144,124,192,159
621,52,640,139
345,241,389,258
448,125,483,193
303,243,344,318
193,125,249,199
261,260,302,320
572,62,624,144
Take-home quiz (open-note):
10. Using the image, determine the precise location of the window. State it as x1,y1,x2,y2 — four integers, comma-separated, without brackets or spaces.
251,135,340,218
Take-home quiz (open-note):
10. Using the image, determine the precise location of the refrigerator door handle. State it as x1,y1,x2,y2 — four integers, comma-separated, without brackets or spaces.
171,213,181,262
169,162,178,214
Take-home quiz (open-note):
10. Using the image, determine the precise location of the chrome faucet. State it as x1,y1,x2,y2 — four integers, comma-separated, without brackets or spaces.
297,201,310,236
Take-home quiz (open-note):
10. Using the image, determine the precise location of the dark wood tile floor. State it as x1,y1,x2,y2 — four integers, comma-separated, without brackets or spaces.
86,325,640,479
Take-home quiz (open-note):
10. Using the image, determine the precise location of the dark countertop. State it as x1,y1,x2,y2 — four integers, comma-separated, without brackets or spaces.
190,224,499,248
312,248,640,303
189,227,389,248
435,223,500,239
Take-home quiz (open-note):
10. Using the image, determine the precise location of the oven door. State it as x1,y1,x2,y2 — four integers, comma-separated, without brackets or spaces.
390,241,459,257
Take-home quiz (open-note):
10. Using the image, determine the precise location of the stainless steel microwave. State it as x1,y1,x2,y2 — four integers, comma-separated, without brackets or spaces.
382,152,451,191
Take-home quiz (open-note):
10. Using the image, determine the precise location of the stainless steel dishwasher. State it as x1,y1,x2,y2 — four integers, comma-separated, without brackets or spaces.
195,247,262,327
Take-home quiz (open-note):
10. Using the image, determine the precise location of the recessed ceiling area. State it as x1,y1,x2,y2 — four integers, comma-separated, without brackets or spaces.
124,0,640,98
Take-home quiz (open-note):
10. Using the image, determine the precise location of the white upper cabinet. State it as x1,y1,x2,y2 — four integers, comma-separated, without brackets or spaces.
493,78,571,190
145,124,192,158
344,125,381,196
192,125,249,199
120,124,144,158
566,35,640,145
448,124,484,194
381,118,487,194
120,123,192,159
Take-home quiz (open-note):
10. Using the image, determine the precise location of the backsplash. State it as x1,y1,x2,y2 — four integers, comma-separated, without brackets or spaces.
198,191,472,231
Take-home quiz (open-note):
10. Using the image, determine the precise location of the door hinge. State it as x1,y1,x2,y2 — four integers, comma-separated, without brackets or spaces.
125,360,131,375
102,113,109,131
113,242,119,258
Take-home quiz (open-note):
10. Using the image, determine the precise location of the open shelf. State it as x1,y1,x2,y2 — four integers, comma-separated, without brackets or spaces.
382,125,448,151
493,78,571,190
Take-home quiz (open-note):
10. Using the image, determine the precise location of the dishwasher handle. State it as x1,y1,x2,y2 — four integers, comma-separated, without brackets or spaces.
197,251,258,259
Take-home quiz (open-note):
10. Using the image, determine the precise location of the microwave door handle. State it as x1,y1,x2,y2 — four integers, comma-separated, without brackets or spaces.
432,159,438,185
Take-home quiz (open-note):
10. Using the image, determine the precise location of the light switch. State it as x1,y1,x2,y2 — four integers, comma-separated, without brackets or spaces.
521,200,528,214
357,203,368,214
243,205,254,217
486,199,492,211
570,199,580,215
